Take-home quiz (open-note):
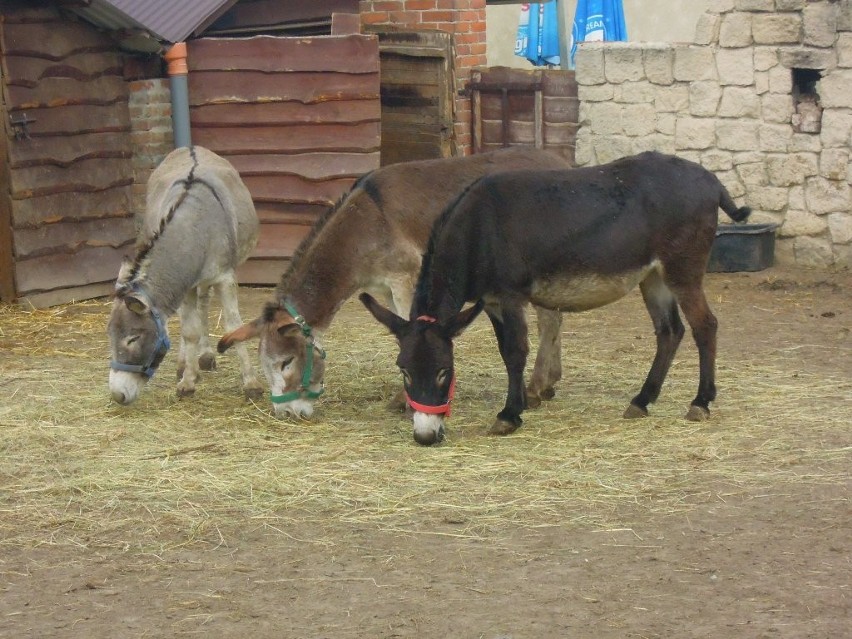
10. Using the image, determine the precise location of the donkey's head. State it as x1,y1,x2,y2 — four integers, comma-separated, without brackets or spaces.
218,301,326,420
108,260,171,405
359,293,483,446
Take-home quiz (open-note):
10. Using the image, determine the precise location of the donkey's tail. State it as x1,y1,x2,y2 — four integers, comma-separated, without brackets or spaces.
719,186,751,223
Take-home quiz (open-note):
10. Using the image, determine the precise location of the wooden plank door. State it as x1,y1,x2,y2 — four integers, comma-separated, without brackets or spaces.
186,34,381,285
0,4,134,307
372,30,454,166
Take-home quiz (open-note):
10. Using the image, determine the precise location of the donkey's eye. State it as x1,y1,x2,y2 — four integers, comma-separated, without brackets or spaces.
281,356,295,371
400,368,412,386
436,368,450,386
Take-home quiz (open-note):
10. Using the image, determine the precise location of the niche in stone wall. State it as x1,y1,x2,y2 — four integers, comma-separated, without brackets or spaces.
791,68,823,134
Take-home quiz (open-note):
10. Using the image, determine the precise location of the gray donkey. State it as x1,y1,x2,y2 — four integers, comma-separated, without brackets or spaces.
108,146,262,405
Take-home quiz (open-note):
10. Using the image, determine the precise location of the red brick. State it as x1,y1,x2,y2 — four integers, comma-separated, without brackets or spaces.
361,12,390,24
405,0,435,9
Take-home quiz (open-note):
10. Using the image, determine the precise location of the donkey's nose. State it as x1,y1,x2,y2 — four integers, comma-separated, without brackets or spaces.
111,390,129,405
413,423,445,446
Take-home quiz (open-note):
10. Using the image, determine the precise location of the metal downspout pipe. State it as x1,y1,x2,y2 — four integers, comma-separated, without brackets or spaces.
164,42,191,148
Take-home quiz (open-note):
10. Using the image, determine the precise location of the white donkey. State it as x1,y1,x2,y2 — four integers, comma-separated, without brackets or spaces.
108,146,263,404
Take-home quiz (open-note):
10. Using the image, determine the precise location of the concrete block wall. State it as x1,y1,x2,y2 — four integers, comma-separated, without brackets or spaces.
574,0,852,269
127,79,174,227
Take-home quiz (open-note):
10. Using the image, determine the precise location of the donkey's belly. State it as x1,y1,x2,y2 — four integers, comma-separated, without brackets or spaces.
530,263,659,312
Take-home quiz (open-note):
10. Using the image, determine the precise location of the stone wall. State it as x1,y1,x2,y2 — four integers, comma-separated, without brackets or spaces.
127,78,174,227
574,0,852,269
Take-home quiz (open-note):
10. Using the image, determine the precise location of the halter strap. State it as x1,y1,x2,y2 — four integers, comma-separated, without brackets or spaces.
405,374,456,417
270,299,326,404
109,301,171,378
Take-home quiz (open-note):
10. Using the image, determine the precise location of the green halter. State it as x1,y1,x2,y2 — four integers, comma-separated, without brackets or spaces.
269,299,326,404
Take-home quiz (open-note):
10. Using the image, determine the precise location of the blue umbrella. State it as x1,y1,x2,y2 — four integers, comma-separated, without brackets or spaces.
570,0,628,67
515,3,561,67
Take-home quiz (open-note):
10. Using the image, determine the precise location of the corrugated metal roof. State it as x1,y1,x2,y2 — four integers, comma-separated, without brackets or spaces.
67,0,239,46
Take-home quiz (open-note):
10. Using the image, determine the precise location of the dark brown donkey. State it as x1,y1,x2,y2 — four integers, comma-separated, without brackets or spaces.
217,147,570,419
361,151,751,445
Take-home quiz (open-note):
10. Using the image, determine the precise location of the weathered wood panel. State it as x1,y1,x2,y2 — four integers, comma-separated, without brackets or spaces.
0,5,134,305
20,281,115,310
192,123,380,155
469,67,579,165
189,35,378,74
228,152,379,180
255,203,330,226
14,217,135,260
4,104,129,140
190,101,380,126
10,157,134,201
14,245,126,294
8,130,132,168
188,34,381,284
12,189,132,229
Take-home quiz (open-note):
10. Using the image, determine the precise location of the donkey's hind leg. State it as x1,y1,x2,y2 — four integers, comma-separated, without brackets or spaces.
176,288,202,397
196,284,217,372
669,280,718,422
526,306,563,409
625,269,685,418
216,275,263,400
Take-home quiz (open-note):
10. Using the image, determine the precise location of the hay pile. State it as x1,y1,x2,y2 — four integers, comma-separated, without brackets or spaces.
0,291,848,553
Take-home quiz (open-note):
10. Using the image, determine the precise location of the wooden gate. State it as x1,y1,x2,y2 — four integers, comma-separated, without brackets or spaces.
0,4,134,307
467,66,578,165
371,30,455,165
187,34,381,284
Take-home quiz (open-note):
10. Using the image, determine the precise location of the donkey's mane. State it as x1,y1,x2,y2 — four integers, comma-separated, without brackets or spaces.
412,176,483,313
124,147,204,286
275,169,376,297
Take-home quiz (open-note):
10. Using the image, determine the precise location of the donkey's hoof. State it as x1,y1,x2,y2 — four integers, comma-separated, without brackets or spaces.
685,405,710,422
623,403,648,419
243,382,264,401
198,353,217,371
525,386,555,409
489,418,521,436
388,389,408,413
525,391,542,410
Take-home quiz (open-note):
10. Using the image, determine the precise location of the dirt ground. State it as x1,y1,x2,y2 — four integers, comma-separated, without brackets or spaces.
0,264,849,639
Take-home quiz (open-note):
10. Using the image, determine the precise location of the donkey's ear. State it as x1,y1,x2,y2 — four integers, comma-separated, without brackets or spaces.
447,299,484,338
359,293,408,336
116,256,134,288
217,319,260,353
124,294,149,315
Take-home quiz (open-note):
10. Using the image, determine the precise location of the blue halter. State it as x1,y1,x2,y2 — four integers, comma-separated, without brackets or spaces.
110,299,171,379
270,299,326,404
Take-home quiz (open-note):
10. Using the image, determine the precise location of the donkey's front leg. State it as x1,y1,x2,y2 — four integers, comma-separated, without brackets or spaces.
176,289,202,397
485,302,529,436
216,276,263,400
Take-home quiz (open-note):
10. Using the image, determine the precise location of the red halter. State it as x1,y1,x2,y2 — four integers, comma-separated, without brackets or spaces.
405,375,455,417
405,314,455,417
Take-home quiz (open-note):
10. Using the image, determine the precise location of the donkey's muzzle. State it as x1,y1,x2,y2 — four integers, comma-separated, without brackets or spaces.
414,424,445,446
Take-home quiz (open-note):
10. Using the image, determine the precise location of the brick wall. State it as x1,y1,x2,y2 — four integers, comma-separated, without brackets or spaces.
360,0,487,155
127,79,174,227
